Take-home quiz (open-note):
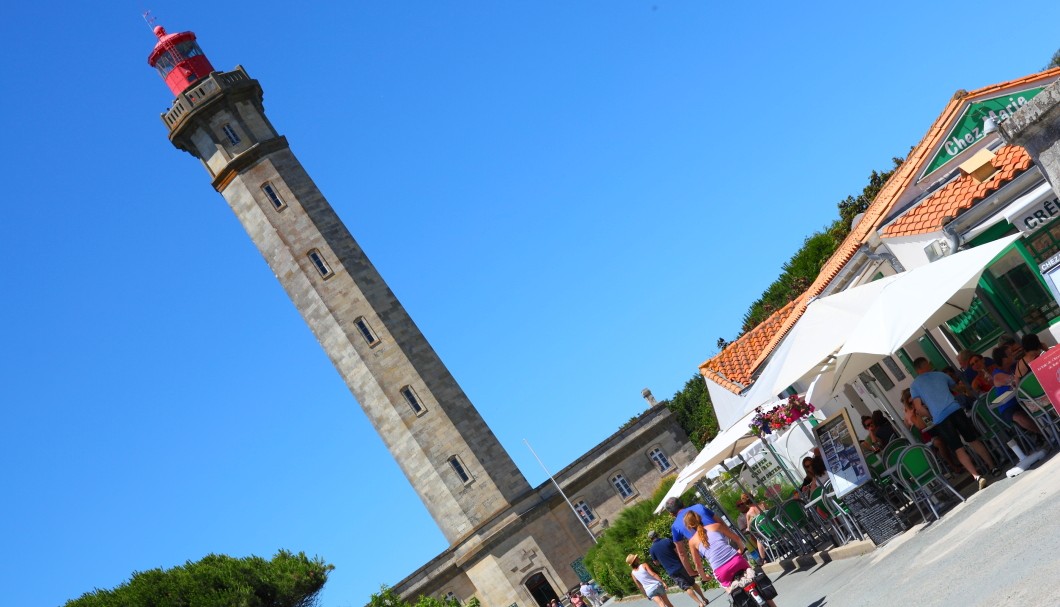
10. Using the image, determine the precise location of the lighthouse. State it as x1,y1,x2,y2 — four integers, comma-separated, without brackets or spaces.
144,25,687,607
148,25,532,544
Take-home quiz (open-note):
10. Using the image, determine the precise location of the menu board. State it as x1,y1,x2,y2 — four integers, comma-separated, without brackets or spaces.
1028,345,1060,418
841,483,906,546
812,409,872,498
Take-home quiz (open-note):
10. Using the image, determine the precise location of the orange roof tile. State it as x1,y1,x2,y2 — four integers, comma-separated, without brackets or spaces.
881,145,1033,237
701,67,1060,394
699,296,804,392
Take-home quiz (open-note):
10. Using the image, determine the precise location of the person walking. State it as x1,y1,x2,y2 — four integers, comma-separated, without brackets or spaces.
626,554,675,607
579,581,603,607
663,496,718,579
683,510,777,607
648,530,710,606
910,357,998,489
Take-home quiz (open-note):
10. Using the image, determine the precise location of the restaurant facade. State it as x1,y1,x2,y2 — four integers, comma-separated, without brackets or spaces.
701,67,1060,438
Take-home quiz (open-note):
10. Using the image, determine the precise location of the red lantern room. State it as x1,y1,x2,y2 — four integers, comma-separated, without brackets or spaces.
147,25,215,96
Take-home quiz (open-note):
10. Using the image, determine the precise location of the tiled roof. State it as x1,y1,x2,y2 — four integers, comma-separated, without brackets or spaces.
699,296,804,393
881,145,1033,237
700,67,1060,395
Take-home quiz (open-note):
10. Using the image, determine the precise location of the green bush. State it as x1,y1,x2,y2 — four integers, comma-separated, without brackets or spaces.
65,550,332,607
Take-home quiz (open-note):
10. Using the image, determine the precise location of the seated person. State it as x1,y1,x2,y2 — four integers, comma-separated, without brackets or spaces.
1014,333,1045,383
989,368,1044,441
967,353,995,395
901,388,932,441
958,349,977,385
902,388,961,473
744,495,764,522
942,365,970,391
799,449,829,493
735,495,764,561
861,410,897,453
993,339,1021,375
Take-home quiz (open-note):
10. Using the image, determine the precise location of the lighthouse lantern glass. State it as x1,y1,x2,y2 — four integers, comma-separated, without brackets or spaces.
154,41,207,79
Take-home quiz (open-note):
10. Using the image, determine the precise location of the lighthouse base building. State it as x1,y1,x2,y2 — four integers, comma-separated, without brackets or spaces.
390,403,694,604
147,27,696,607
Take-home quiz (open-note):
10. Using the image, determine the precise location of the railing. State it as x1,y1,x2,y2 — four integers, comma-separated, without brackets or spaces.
161,66,254,131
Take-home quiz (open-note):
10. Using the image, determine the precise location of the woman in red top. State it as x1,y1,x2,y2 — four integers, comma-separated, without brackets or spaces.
968,354,993,394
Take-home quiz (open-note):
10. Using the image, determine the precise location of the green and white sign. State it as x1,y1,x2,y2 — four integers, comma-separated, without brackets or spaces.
923,86,1045,176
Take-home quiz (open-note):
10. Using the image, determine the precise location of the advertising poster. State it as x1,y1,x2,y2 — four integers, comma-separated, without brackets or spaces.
812,409,871,498
1028,345,1060,418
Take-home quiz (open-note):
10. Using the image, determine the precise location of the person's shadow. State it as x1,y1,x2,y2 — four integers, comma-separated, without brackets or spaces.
805,599,827,607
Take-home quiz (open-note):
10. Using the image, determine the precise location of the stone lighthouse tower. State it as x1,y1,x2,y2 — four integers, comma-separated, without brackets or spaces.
147,25,531,545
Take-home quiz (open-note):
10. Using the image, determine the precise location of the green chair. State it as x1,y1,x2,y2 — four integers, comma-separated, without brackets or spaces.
896,444,964,522
1017,374,1060,449
775,499,833,553
884,443,909,472
881,438,911,467
971,393,1016,463
865,452,886,478
820,491,864,543
750,514,783,562
752,511,796,560
809,486,861,544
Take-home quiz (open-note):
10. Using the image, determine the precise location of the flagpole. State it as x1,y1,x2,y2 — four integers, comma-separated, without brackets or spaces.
524,439,598,544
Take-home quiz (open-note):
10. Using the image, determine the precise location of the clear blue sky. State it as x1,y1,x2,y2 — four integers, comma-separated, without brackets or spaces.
2,2,1058,606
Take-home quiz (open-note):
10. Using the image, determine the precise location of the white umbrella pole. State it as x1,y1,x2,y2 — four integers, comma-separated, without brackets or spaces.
711,467,752,547
761,437,801,488
719,460,755,500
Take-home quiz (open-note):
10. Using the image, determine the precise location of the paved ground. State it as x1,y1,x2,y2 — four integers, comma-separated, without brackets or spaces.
613,449,1060,606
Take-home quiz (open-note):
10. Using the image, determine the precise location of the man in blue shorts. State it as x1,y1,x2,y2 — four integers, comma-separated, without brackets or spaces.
663,496,719,581
910,357,997,490
648,530,709,606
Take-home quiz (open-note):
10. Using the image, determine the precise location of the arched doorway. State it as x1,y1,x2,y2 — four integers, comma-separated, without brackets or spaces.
525,572,559,607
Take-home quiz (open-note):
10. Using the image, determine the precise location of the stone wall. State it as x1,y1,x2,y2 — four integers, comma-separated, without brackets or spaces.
1001,79,1060,196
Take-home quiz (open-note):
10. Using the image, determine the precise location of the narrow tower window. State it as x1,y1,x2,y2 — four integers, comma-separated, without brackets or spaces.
610,473,636,499
353,316,380,345
647,447,672,472
448,456,472,484
261,182,286,211
400,386,425,415
307,249,334,278
221,123,241,145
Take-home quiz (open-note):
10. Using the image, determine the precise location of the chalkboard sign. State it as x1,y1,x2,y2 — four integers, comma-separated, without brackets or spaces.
813,409,871,498
841,483,906,546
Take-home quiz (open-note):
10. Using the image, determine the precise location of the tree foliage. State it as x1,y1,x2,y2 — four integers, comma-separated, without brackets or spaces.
65,550,333,607
1046,48,1060,70
367,586,480,607
831,156,904,242
734,157,904,335
662,372,720,449
739,230,840,332
582,478,718,598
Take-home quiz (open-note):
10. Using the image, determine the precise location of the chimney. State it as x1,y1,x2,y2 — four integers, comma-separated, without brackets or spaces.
641,388,658,408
